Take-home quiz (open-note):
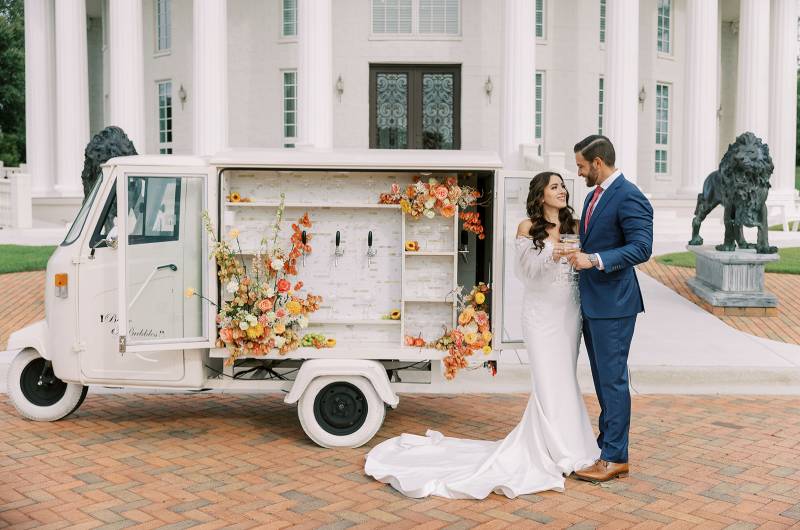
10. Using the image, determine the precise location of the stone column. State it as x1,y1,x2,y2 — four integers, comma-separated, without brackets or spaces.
604,0,639,183
735,0,770,140
297,0,333,149
680,0,719,195
193,0,228,156
768,0,798,204
109,0,145,152
24,0,57,196
55,0,90,196
500,0,535,170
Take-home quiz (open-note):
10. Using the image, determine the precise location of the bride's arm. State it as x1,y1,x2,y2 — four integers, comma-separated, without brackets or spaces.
514,220,550,287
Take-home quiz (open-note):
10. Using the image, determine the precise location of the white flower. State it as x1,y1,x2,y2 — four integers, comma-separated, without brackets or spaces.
414,181,426,193
239,321,249,330
424,209,435,219
265,311,277,323
424,198,436,209
226,280,239,293
274,335,286,348
297,316,309,328
461,321,479,335
271,258,284,271
246,314,258,324
443,198,451,206
428,178,438,186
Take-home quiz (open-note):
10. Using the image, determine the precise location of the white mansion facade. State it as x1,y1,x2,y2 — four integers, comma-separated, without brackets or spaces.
22,0,799,210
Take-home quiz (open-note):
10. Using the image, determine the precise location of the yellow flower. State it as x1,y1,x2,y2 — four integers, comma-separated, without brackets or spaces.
326,338,337,347
482,330,493,342
246,324,264,339
228,228,240,239
286,300,302,315
230,192,241,203
464,332,478,345
184,287,195,298
400,199,412,213
482,345,492,354
274,322,286,334
474,292,486,305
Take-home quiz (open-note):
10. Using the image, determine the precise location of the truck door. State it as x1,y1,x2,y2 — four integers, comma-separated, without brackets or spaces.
492,169,580,350
78,169,211,381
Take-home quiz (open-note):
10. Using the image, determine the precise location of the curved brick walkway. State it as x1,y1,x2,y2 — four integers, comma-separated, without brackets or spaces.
1,393,799,528
638,260,800,345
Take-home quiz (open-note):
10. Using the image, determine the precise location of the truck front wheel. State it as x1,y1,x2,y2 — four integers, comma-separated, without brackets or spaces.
297,375,385,448
7,349,88,421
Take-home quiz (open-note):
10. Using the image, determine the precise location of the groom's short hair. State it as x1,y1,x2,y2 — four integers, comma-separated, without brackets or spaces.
574,135,616,167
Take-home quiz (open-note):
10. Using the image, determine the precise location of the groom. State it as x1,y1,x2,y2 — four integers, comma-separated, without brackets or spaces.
567,135,653,482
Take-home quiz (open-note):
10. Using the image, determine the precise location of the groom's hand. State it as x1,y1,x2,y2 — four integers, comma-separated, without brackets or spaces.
568,252,594,270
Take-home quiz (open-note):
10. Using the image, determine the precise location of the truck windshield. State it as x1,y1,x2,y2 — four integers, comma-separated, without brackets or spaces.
61,178,101,246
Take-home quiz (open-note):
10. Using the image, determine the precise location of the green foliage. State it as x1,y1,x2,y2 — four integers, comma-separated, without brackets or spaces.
0,0,25,165
656,248,800,275
0,245,56,274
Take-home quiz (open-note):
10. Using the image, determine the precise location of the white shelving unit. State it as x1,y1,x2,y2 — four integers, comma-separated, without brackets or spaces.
218,169,459,361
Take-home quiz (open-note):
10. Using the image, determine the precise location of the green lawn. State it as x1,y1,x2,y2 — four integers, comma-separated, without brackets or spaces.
0,245,56,274
656,247,800,275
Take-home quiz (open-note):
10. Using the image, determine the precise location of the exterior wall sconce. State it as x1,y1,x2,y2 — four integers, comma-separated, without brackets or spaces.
484,76,493,102
336,75,344,102
638,85,646,108
178,84,187,110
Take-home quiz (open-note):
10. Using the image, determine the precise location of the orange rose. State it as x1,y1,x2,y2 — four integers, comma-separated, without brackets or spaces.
277,278,291,292
441,204,456,218
258,299,273,312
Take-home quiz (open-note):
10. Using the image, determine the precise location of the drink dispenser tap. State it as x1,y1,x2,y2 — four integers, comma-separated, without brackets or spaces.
459,229,470,263
334,230,344,267
301,230,307,266
366,230,377,265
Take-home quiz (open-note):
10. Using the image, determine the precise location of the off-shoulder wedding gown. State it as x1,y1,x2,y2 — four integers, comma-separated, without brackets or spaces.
364,237,600,499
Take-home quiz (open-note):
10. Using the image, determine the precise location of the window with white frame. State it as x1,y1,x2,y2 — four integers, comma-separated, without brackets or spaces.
372,0,460,36
657,0,671,54
598,76,604,135
655,83,670,175
535,71,544,154
599,0,606,44
282,0,297,37
283,70,297,148
157,81,173,154
535,0,545,39
156,0,171,52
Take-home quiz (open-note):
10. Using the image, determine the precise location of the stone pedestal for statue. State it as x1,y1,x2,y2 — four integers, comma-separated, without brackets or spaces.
686,246,779,307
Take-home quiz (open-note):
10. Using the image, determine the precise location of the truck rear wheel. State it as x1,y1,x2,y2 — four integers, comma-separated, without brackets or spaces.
7,349,88,421
297,375,385,448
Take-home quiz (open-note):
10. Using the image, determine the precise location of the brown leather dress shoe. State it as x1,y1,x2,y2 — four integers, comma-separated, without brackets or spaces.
573,459,629,483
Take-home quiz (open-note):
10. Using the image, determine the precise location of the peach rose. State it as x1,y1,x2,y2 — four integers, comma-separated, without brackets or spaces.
276,308,286,319
274,322,286,334
219,328,233,343
258,299,273,312
434,185,449,201
441,204,456,218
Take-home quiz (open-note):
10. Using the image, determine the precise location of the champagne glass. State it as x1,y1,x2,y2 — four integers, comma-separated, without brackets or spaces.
559,234,581,282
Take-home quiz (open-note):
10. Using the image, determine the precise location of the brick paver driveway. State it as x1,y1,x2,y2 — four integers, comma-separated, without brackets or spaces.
1,392,799,528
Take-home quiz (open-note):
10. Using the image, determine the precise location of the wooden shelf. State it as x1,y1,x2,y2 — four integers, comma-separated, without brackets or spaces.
403,298,456,304
210,342,445,361
307,319,401,326
225,201,400,209
403,251,456,256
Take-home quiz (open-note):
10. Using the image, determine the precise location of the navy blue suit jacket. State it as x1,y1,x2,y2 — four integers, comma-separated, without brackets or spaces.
578,174,654,319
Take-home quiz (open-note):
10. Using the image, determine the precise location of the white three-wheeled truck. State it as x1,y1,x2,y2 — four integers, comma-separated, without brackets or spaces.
5,149,582,448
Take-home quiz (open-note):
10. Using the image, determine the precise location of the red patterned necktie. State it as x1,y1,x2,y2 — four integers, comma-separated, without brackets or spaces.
584,186,604,231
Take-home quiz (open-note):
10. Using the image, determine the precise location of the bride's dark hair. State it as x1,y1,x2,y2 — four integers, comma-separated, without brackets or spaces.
526,171,578,252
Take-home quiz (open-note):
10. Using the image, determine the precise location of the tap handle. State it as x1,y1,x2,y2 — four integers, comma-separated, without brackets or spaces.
335,230,341,247
368,230,373,247
301,230,307,245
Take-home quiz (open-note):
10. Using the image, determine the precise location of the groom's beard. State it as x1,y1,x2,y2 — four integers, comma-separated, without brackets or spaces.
585,166,600,187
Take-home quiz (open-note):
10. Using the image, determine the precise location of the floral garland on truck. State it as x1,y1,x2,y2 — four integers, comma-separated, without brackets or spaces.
196,195,322,364
379,176,486,240
433,283,493,380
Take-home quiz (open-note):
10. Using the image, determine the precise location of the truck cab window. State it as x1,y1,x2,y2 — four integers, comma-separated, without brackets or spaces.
90,176,182,248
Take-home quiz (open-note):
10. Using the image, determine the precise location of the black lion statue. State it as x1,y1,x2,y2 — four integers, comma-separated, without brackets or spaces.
80,126,138,201
688,131,777,254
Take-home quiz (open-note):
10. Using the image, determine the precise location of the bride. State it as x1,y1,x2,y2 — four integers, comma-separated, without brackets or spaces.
364,171,600,499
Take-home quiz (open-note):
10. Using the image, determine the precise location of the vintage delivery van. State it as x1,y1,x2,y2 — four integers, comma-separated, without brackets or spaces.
5,149,582,448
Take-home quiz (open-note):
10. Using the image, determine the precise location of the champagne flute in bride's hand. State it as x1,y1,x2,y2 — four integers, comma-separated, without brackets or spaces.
559,234,581,281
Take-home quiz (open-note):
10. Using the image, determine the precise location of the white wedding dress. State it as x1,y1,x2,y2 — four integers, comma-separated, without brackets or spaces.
364,237,600,499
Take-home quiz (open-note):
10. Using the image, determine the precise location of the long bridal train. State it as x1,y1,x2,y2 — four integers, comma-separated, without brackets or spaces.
364,237,600,499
